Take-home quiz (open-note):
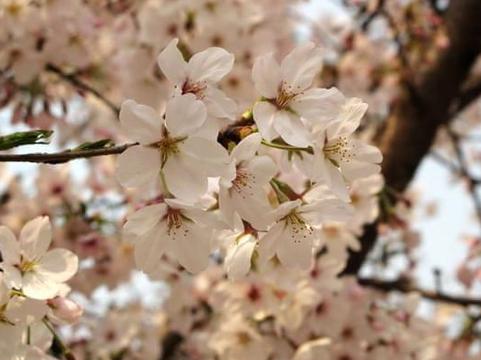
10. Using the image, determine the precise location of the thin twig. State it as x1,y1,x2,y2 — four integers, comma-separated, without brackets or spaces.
446,127,481,225
0,143,136,164
359,277,481,307
46,64,120,115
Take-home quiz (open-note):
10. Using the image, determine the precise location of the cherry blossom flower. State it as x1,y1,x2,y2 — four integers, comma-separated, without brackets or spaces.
295,91,382,200
0,217,78,300
123,199,221,274
219,133,277,230
258,187,352,269
224,231,258,280
252,42,338,147
157,38,237,136
209,314,272,360
116,95,234,202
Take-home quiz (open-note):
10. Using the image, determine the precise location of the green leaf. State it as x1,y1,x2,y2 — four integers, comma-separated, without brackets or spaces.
0,130,53,151
73,139,114,151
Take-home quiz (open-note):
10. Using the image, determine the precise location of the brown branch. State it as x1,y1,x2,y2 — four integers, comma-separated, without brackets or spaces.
359,277,481,307
46,64,120,115
344,0,481,275
451,76,481,116
0,143,136,164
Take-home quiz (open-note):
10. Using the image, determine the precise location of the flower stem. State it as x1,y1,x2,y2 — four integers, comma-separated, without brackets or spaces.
43,318,76,360
261,140,313,154
270,179,290,203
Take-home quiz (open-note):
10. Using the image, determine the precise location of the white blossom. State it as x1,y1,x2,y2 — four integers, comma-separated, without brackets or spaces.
252,42,338,147
116,95,235,202
258,187,352,269
158,38,237,137
123,199,221,274
0,217,78,300
219,133,277,230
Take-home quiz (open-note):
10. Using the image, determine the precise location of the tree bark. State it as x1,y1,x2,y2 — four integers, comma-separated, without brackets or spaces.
345,0,481,275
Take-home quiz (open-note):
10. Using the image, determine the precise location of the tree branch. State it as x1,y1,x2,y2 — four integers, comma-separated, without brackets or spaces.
0,143,136,164
359,277,481,307
46,64,120,115
345,0,481,275
451,75,481,116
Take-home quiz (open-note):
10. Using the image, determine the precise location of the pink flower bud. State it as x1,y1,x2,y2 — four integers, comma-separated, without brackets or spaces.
47,297,83,324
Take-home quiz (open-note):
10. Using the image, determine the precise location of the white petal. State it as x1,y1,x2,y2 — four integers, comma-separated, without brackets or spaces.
231,133,262,163
119,99,161,144
252,52,281,98
290,88,341,122
334,98,368,137
192,116,223,141
276,222,314,270
280,42,323,91
225,235,256,280
123,204,167,239
35,248,78,282
301,199,353,225
19,217,51,260
257,222,283,266
245,155,277,185
203,86,237,120
116,146,160,189
134,222,167,274
271,200,302,220
179,137,234,178
273,110,312,147
0,226,20,265
157,38,187,84
188,47,234,83
342,160,381,182
163,155,208,202
5,297,48,324
353,140,383,163
219,185,237,228
253,101,278,141
325,161,350,202
1,264,22,290
170,222,211,273
22,272,61,300
229,187,274,230
165,94,207,137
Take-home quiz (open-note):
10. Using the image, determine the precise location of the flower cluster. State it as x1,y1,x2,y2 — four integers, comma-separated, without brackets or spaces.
0,217,81,358
119,39,382,278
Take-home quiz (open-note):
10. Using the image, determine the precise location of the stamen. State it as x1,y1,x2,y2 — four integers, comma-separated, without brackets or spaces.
181,80,207,99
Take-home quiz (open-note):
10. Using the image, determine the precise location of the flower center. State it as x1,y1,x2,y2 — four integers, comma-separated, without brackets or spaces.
0,306,14,326
181,79,207,99
275,86,297,109
164,208,191,239
150,134,184,168
231,168,255,198
5,2,23,16
283,212,313,243
323,136,352,166
18,258,37,274
236,331,252,345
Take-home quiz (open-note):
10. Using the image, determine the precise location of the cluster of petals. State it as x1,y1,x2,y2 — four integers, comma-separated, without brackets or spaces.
117,39,383,277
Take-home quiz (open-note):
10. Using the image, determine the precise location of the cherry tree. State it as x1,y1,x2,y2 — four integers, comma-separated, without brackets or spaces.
1,0,481,359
